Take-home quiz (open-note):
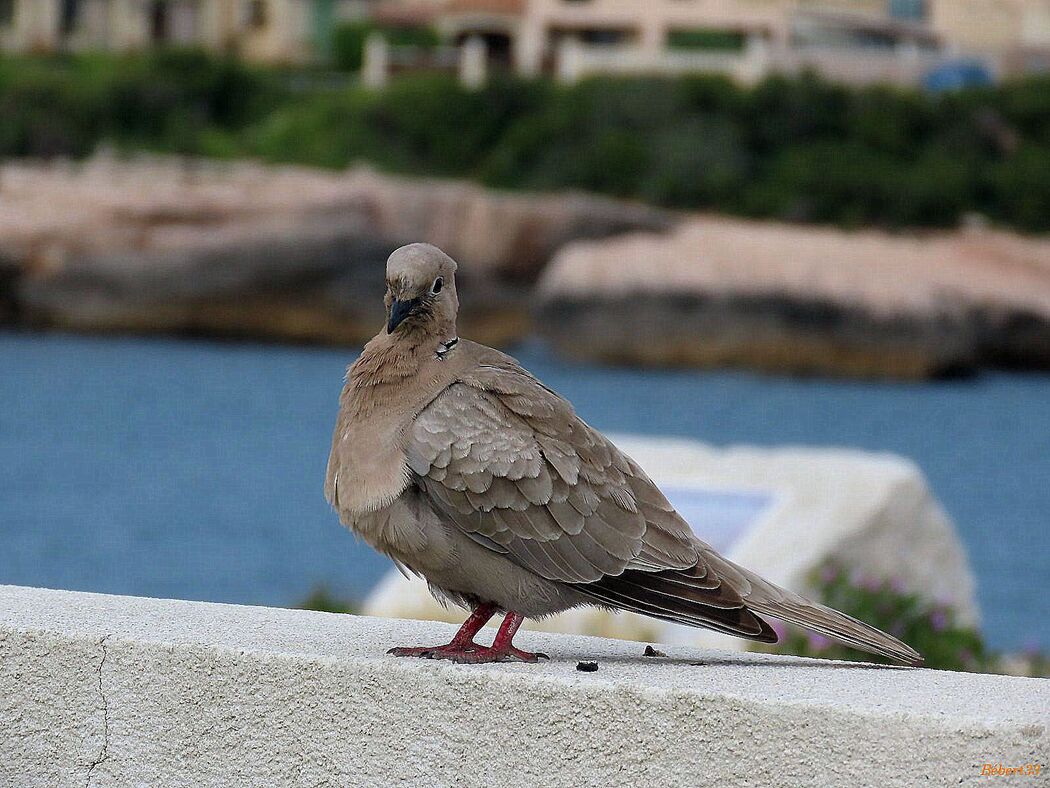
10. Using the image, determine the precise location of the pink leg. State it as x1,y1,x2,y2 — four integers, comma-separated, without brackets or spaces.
387,603,496,659
387,607,548,664
487,612,549,663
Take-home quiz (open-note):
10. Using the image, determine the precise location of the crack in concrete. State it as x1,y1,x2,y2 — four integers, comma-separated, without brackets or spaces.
84,635,111,788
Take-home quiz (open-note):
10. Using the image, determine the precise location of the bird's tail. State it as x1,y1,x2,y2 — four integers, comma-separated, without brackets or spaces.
705,550,924,666
747,593,924,666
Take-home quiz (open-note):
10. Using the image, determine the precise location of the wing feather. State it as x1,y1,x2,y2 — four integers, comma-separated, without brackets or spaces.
404,347,921,664
408,358,707,596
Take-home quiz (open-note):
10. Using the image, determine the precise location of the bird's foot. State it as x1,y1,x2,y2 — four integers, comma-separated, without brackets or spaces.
489,646,550,664
387,643,549,664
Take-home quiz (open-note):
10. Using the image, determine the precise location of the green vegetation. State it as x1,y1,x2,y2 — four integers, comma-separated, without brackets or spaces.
666,28,746,52
297,585,357,614
754,562,1049,677
330,21,441,72
0,50,287,158
3,51,1050,231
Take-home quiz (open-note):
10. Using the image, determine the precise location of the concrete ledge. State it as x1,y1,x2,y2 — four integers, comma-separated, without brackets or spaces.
2,586,1047,787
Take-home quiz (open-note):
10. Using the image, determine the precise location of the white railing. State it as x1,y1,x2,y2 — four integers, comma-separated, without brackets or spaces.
363,33,489,90
556,38,950,87
557,37,771,85
361,31,963,90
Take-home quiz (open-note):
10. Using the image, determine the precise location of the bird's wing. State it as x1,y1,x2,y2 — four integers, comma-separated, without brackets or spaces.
406,353,778,641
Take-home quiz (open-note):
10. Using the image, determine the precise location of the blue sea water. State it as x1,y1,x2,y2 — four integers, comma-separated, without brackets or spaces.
0,332,1047,650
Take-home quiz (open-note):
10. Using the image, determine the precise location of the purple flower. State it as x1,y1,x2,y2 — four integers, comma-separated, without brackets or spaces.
820,565,839,584
929,609,949,633
861,575,884,592
807,633,831,652
770,619,788,641
890,577,907,595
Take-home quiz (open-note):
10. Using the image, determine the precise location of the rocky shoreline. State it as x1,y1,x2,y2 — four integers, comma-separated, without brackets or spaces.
538,292,979,378
2,156,1049,378
537,219,1050,378
0,155,673,348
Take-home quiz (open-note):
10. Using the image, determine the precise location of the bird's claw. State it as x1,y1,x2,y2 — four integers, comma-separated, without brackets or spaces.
387,644,549,664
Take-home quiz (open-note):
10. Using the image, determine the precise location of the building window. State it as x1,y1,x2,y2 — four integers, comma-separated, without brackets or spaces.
888,0,926,21
578,28,632,46
247,0,268,29
0,0,15,28
59,0,81,37
548,25,633,47
150,1,170,42
667,28,747,52
792,16,900,50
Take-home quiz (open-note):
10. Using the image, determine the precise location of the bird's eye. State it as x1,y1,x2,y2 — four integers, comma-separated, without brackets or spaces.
431,277,443,294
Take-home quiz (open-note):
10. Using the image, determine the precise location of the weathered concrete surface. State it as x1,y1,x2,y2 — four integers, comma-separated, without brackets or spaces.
2,586,1045,788
0,155,673,346
366,436,977,649
536,218,1050,378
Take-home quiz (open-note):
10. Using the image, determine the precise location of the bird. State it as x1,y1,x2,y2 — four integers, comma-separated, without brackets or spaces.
325,243,923,667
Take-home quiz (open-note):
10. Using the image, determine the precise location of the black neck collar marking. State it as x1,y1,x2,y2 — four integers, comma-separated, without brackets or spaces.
436,337,459,358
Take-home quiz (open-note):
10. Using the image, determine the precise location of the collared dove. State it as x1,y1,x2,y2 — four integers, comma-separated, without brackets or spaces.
325,243,923,666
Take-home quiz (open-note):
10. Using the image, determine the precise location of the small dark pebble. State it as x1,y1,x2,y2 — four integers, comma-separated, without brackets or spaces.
576,661,599,672
643,645,667,658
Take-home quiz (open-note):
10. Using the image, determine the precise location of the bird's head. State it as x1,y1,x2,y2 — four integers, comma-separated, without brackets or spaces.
383,243,459,336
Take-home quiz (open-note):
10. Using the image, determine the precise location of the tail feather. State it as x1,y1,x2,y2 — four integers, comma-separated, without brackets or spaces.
746,595,923,666
703,550,924,666
581,550,923,667
586,571,778,642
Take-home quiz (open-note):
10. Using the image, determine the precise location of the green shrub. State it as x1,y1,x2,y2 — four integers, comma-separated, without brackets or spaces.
297,585,356,614
0,57,105,157
3,52,1050,233
667,29,746,52
331,21,440,72
747,141,976,227
987,144,1050,232
0,50,285,157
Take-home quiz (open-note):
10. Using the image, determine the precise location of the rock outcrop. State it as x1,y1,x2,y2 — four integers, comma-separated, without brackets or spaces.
5,156,1050,378
0,155,674,346
536,218,1050,378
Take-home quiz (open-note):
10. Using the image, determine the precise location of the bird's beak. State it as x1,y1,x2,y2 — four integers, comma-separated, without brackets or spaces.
387,297,420,334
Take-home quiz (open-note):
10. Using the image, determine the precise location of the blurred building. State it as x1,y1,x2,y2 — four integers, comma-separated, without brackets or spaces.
421,0,1050,83
930,0,1050,73
0,0,374,61
429,0,523,67
932,0,1050,53
3,0,1048,78
399,0,942,85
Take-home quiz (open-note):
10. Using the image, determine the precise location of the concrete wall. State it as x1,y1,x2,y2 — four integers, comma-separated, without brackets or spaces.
2,585,1047,787
930,0,1050,53
516,0,789,75
554,35,943,87
0,0,60,52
